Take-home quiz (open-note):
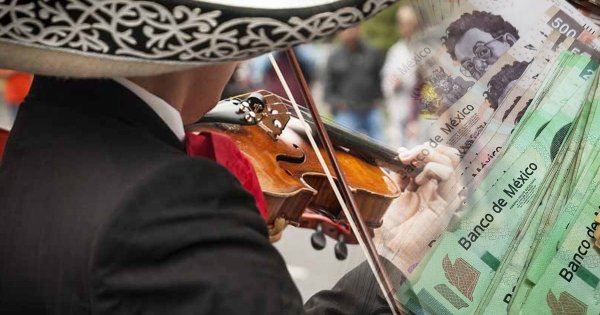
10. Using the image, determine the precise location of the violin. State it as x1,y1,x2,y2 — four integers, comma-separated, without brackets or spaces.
187,90,410,260
0,127,8,161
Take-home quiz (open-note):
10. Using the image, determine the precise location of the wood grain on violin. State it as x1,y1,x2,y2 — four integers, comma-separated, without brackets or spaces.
187,91,401,244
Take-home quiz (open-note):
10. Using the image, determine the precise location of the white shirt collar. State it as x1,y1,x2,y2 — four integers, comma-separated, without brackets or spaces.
114,78,186,143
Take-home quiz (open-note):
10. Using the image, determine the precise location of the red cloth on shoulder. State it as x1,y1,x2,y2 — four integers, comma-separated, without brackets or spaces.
186,131,269,221
0,129,8,161
4,72,33,105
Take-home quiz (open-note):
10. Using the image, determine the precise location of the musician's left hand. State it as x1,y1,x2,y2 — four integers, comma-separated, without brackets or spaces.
374,143,464,275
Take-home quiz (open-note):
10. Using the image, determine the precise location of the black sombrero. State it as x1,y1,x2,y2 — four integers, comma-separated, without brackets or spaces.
0,0,396,77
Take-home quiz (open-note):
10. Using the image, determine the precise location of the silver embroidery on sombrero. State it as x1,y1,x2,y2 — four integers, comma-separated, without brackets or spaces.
0,0,394,63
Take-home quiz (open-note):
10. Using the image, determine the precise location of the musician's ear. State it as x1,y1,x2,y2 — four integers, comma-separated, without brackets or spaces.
174,62,239,124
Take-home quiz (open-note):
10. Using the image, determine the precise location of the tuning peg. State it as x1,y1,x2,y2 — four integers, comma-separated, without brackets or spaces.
334,234,348,261
310,223,326,250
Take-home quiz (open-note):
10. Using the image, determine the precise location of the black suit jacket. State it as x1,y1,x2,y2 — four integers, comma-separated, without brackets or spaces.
0,77,392,314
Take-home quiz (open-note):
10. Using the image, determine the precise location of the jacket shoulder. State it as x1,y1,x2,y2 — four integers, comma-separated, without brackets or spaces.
89,157,304,314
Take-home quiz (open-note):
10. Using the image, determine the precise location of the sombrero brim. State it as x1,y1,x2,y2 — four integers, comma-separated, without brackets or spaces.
0,0,397,77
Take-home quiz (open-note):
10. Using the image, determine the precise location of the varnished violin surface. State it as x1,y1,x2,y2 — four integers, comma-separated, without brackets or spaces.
187,91,401,259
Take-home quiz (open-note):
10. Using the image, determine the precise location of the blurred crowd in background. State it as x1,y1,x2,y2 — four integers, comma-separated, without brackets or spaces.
0,3,426,149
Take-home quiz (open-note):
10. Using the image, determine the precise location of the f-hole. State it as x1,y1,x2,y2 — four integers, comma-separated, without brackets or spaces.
276,143,306,164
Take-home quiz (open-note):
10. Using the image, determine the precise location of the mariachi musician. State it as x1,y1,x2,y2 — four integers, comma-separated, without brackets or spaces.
0,0,463,314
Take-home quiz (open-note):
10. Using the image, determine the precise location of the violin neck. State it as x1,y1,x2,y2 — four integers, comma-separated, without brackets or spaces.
324,122,417,175
195,92,417,176
289,105,416,176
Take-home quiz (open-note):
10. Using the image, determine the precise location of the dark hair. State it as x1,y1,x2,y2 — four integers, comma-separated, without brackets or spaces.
514,98,532,126
502,95,520,122
442,11,519,61
484,61,529,110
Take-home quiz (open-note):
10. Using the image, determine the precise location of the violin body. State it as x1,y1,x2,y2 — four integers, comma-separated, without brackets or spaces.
188,91,401,247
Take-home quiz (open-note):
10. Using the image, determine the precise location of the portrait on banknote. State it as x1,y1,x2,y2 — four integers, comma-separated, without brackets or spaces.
484,60,530,110
442,11,520,80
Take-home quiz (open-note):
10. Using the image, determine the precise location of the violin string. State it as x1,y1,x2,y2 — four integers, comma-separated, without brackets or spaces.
276,96,394,150
267,55,350,230
276,95,405,171
275,96,349,133
268,53,401,315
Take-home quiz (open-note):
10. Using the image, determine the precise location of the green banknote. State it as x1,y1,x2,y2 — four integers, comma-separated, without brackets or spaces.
397,54,594,314
478,53,595,193
519,183,600,314
478,68,599,314
458,32,569,182
508,71,600,313
451,53,594,214
379,2,600,312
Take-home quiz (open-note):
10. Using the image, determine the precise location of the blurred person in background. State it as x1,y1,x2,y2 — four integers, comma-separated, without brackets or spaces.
381,5,420,148
324,27,385,141
222,46,316,103
256,46,317,104
0,70,33,122
221,62,253,99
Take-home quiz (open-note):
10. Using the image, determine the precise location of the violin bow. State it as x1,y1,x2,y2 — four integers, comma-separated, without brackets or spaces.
268,48,403,315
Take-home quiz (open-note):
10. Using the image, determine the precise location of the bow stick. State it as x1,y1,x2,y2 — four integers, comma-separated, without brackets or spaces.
268,48,403,315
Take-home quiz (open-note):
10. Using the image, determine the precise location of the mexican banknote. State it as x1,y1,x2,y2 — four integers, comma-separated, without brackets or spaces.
368,1,600,313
